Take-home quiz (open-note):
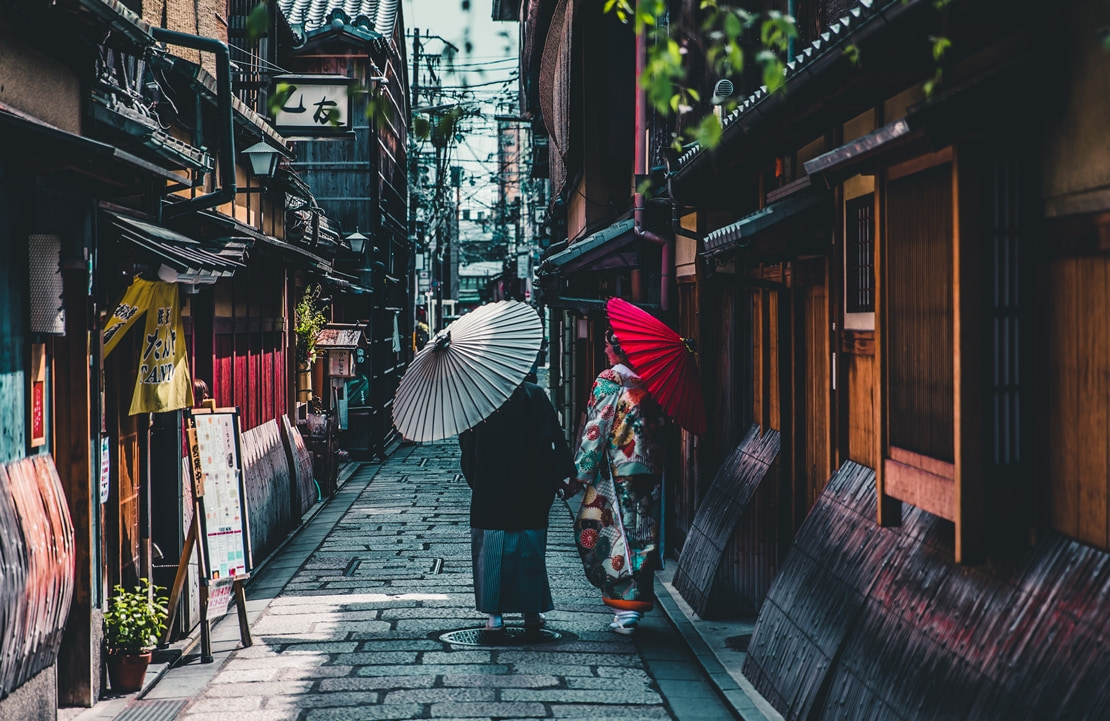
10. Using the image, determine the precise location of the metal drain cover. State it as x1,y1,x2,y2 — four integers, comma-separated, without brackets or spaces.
114,700,187,721
439,626,562,646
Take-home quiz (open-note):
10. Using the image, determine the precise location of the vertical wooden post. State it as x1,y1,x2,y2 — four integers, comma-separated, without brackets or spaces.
159,516,197,645
954,145,985,563
874,170,902,527
233,579,252,648
55,256,97,705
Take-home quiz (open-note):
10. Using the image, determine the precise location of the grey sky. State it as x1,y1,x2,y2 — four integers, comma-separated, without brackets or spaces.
404,1,519,208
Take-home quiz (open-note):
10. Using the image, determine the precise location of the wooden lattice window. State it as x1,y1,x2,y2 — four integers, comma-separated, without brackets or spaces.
886,164,954,464
845,194,875,314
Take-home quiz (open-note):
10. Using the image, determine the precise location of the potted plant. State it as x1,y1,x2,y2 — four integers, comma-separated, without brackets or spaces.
104,578,168,693
294,284,328,402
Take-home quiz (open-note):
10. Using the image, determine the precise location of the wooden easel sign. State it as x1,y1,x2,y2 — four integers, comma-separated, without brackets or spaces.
165,407,254,661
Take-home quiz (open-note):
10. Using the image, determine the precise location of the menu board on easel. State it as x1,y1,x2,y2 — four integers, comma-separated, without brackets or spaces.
188,408,252,581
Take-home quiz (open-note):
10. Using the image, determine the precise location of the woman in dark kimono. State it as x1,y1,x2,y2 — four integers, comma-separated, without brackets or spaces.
459,379,576,631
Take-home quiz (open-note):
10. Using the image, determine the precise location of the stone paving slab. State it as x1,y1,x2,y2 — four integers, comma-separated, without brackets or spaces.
90,441,742,721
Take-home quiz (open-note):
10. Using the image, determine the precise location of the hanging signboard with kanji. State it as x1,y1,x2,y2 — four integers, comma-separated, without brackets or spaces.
271,74,355,137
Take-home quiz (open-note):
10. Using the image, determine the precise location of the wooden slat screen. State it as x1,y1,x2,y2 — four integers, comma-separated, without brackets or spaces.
845,194,875,313
990,154,1024,466
886,164,954,463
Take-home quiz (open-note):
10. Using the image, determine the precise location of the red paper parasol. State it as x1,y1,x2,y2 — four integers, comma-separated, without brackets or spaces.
606,297,707,435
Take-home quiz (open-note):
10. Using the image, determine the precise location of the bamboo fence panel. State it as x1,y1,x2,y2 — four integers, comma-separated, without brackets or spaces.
0,456,74,698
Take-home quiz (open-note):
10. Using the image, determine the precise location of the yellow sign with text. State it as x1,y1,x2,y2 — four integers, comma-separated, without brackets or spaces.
103,277,155,358
129,280,193,415
104,277,194,414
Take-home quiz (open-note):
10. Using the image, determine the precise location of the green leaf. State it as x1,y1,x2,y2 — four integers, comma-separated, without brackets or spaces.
843,44,862,67
268,83,294,119
694,114,722,149
246,2,268,44
761,55,786,93
931,35,952,62
413,116,431,139
923,68,943,99
724,12,742,40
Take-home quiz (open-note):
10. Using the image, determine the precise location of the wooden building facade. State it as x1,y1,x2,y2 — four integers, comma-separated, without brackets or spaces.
512,0,1110,716
0,0,412,715
275,0,412,461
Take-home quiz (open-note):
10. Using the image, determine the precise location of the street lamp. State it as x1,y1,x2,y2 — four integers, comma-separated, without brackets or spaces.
347,228,368,255
242,141,282,179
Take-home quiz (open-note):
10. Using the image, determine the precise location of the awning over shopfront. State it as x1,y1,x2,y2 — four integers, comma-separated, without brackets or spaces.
0,105,183,188
104,211,244,284
702,188,830,262
804,119,930,185
538,219,637,278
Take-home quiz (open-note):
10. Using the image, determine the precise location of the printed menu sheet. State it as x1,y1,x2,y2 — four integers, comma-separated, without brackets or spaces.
192,412,248,579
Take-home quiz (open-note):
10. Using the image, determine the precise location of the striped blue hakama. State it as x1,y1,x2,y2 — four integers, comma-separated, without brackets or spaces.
471,529,554,614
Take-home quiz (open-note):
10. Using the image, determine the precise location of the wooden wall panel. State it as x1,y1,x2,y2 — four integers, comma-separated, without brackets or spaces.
802,284,831,512
769,291,782,431
753,291,765,429
1047,256,1110,548
1077,260,1108,548
845,352,876,470
1047,258,1080,539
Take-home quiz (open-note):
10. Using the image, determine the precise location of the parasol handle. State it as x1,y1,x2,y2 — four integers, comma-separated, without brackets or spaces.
682,337,698,355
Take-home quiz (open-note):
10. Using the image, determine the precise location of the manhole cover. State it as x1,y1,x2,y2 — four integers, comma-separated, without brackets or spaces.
439,626,562,647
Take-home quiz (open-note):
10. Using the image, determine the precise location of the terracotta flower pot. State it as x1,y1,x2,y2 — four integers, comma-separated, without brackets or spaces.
106,650,152,693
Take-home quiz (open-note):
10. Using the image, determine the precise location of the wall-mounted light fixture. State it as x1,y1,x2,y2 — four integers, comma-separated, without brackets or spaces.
346,228,368,255
242,141,282,179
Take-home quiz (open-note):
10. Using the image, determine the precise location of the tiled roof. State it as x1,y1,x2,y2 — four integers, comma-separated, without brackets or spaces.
676,0,885,169
276,0,399,38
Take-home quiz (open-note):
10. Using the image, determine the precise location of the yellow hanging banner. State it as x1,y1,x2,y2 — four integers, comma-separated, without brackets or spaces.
128,281,194,415
103,277,155,357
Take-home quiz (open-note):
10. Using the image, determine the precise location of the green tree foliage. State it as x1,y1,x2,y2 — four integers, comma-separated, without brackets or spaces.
606,0,797,150
294,284,328,366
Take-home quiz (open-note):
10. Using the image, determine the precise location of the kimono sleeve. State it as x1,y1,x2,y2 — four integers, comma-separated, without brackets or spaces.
458,429,476,488
573,375,619,487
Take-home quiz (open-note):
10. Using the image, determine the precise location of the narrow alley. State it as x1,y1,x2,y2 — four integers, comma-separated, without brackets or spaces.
91,441,743,721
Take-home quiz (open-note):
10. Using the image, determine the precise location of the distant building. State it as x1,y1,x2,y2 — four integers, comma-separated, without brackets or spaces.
457,261,505,311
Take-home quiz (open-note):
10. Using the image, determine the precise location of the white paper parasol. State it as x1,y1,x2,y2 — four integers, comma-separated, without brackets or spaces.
392,300,543,442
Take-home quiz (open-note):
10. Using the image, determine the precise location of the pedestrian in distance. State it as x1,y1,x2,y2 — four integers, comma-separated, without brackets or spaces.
459,378,576,633
569,327,666,635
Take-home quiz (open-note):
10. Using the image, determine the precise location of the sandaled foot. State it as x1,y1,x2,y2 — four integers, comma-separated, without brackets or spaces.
609,611,640,635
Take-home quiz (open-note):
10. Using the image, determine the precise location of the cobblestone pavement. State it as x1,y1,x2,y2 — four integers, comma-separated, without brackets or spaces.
154,440,736,721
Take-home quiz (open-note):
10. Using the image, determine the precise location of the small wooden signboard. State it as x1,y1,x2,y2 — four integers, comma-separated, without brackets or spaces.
163,407,253,660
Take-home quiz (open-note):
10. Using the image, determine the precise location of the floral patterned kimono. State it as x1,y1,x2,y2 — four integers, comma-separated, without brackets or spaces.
572,364,665,613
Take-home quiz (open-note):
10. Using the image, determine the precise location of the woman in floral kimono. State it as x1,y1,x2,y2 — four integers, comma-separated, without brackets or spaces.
571,328,665,635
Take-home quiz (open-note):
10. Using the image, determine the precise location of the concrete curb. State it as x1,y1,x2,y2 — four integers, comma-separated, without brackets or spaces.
653,567,784,721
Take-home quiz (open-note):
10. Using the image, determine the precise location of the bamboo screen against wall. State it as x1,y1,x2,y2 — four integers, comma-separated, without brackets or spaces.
885,164,954,463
